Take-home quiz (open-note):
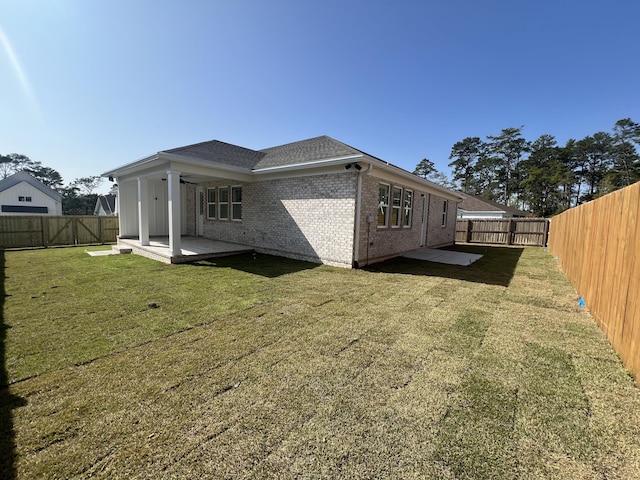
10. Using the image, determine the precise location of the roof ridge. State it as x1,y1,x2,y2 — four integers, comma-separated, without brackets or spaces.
259,135,333,152
163,138,261,155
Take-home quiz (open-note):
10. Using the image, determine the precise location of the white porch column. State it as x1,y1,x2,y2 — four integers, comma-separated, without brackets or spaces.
115,177,123,238
167,169,182,256
137,177,150,246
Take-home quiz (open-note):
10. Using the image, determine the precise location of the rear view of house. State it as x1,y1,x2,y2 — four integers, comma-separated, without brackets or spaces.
0,171,62,216
103,136,461,267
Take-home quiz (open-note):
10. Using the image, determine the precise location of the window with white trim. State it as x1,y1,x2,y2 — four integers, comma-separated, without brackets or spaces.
218,187,229,220
231,186,242,221
441,200,448,227
377,183,390,227
403,189,413,227
391,186,402,227
207,188,216,219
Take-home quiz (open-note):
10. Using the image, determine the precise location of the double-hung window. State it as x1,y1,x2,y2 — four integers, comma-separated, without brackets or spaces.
441,200,448,227
207,188,216,219
231,186,242,221
218,187,229,220
378,183,390,227
391,187,402,227
403,189,413,227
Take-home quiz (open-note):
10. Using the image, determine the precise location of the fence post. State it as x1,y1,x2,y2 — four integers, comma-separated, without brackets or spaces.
543,219,550,247
508,219,515,245
466,220,472,243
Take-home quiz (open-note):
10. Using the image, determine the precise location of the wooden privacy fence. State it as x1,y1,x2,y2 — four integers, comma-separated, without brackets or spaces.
548,181,640,383
0,215,119,248
456,218,550,246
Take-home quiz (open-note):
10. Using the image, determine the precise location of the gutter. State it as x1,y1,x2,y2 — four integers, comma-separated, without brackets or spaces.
252,154,363,174
352,162,373,268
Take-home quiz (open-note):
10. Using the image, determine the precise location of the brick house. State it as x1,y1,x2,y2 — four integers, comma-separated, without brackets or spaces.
102,136,462,267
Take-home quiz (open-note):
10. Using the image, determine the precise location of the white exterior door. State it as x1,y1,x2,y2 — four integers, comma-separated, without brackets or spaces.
196,187,204,236
420,193,429,247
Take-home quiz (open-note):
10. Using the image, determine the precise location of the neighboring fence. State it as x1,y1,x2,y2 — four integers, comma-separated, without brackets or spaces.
455,218,550,246
0,215,119,248
548,182,640,383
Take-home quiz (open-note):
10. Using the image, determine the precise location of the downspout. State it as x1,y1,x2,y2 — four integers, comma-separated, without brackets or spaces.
352,163,372,268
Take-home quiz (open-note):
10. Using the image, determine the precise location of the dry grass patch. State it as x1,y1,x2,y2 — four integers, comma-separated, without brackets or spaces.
1,246,639,479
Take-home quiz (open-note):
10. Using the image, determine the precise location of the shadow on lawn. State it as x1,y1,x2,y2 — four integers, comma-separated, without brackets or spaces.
192,252,319,278
0,250,25,479
365,245,525,287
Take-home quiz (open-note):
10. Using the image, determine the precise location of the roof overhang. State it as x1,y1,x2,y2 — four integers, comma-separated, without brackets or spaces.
102,146,463,203
367,159,463,202
102,152,254,183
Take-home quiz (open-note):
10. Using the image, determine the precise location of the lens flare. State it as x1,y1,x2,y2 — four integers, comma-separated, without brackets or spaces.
0,26,41,118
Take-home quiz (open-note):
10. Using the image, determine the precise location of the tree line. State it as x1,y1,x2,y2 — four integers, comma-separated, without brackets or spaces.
0,153,108,215
415,118,640,217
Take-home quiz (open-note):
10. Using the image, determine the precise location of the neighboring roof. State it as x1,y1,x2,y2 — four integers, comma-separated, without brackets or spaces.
457,191,528,216
94,194,116,215
0,171,62,201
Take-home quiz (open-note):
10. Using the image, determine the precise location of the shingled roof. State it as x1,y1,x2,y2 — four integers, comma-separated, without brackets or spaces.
162,135,366,171
457,191,528,216
256,136,363,169
163,139,266,169
0,171,62,201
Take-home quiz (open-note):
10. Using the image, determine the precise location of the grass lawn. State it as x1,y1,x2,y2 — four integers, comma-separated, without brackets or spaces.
1,245,639,479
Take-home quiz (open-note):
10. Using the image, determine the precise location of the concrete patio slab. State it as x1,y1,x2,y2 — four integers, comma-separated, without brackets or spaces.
117,236,253,264
403,248,483,266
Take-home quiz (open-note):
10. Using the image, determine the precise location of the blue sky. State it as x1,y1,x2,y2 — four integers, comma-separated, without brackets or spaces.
2,0,639,193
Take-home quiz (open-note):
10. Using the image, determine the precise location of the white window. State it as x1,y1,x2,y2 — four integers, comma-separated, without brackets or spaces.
378,183,390,227
441,200,448,227
218,187,229,220
207,188,216,219
18,196,25,202
391,187,402,227
403,189,413,227
231,186,242,221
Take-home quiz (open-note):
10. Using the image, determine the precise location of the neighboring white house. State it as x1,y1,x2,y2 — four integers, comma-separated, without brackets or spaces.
456,191,528,219
103,136,463,268
0,171,62,215
94,194,117,216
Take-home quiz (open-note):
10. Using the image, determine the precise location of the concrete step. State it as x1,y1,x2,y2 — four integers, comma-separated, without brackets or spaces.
112,246,132,254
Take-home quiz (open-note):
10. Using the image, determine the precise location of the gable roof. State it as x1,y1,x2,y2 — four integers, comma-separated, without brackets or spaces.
256,136,362,169
0,171,62,201
457,191,528,216
94,194,116,215
102,135,463,202
163,139,266,169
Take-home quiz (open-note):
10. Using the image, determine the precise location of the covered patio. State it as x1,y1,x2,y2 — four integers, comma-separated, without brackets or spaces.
117,236,253,264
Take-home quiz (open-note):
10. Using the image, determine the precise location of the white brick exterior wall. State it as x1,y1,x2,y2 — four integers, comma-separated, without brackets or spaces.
184,171,458,268
425,193,457,248
355,174,457,266
193,174,357,267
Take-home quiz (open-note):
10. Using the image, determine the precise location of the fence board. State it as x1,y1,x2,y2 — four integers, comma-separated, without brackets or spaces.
0,215,118,248
548,181,640,383
455,218,549,247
